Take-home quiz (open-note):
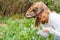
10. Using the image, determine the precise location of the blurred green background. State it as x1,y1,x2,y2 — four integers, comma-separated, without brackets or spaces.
0,0,60,40
0,0,60,17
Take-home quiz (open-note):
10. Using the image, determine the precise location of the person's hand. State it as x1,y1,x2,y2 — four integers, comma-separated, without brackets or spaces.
42,27,50,32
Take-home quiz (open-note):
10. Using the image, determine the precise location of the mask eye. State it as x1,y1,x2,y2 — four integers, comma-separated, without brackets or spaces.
33,7,38,13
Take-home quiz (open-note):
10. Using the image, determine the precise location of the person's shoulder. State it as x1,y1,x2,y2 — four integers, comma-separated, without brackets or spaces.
50,11,57,14
49,11,60,22
49,11,59,17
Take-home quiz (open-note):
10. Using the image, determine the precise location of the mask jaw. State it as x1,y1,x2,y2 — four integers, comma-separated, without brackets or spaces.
25,9,38,18
25,13,37,18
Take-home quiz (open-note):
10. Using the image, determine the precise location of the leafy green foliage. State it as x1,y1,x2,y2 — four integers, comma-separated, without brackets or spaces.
0,17,53,40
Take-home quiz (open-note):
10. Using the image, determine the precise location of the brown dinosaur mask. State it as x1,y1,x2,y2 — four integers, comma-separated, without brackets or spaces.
25,2,51,27
25,2,43,18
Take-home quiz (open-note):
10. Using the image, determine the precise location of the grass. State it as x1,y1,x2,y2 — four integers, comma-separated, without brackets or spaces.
0,17,54,40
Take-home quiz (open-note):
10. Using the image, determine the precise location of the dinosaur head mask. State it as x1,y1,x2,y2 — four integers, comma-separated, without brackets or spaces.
25,2,51,27
25,2,43,18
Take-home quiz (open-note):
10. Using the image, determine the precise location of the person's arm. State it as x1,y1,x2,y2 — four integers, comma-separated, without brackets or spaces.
37,29,49,38
37,24,49,38
49,28,60,37
42,27,60,37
